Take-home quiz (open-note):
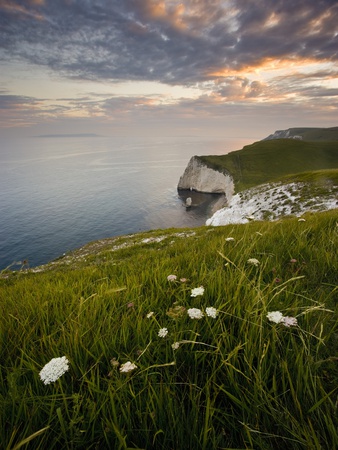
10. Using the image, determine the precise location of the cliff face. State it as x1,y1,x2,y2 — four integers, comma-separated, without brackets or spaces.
262,129,303,140
178,156,234,201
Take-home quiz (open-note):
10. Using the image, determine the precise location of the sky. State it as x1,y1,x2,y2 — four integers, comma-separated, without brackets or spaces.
0,0,337,140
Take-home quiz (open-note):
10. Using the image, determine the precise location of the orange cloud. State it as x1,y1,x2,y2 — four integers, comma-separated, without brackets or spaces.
133,0,225,32
208,57,331,79
135,0,186,30
0,0,45,20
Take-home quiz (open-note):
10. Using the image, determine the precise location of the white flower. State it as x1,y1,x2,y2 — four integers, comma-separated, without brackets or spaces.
119,361,137,373
281,316,298,327
172,342,180,350
206,307,218,318
225,237,235,242
39,356,69,385
247,258,260,266
267,311,284,324
167,274,177,282
146,311,154,318
191,286,204,297
158,327,168,338
187,308,204,319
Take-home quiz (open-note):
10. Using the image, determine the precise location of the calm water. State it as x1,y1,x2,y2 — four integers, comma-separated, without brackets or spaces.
0,135,250,269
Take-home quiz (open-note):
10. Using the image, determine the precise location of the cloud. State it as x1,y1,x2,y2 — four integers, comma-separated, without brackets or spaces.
0,0,336,136
0,93,44,127
0,0,336,85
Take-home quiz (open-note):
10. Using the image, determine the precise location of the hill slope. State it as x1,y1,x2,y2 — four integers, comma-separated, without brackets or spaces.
0,211,337,449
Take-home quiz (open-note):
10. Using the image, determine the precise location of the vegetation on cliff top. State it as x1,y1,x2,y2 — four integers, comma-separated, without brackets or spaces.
198,139,338,191
1,210,337,449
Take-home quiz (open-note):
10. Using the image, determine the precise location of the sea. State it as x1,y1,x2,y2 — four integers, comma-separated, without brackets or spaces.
0,135,252,270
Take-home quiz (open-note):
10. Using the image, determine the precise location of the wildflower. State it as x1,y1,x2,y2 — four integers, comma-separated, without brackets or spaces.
225,237,235,242
172,342,180,350
275,278,281,283
206,307,218,318
180,278,188,283
158,327,168,338
266,311,284,324
146,311,154,318
247,258,260,266
167,274,177,282
39,356,69,385
127,302,134,308
281,316,298,327
119,361,137,373
187,308,204,319
191,286,204,297
290,259,297,263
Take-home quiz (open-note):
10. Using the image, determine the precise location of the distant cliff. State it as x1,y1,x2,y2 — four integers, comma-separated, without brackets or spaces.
177,156,234,201
262,126,338,141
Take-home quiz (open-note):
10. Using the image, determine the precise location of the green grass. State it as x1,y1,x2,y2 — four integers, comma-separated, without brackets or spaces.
198,139,338,191
1,210,337,449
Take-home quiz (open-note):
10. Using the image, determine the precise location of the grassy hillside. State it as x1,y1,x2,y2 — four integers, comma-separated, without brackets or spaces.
1,210,337,449
198,139,338,191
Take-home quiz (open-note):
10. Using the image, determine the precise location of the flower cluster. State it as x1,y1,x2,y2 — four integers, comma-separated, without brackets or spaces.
39,356,69,385
267,311,298,327
205,307,218,318
187,308,204,319
167,274,177,282
190,286,204,297
281,316,298,327
266,311,283,323
158,327,168,338
167,274,189,283
119,361,137,373
247,258,260,266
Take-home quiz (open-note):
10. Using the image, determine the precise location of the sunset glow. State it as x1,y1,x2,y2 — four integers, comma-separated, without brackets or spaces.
0,0,336,138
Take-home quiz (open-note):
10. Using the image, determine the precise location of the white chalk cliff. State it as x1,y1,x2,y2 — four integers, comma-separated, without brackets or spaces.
177,156,234,202
206,180,338,227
